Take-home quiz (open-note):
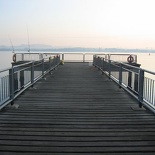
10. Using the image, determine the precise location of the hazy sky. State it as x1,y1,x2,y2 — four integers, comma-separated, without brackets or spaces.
1,0,155,48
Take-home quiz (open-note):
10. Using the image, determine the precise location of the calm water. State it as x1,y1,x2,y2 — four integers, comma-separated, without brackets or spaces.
0,51,13,70
0,51,155,72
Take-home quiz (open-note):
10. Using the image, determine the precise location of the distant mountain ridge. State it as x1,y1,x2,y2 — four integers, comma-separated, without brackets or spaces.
0,44,154,53
0,44,53,51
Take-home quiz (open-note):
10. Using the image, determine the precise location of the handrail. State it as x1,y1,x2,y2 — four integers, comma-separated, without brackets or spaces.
0,67,12,73
0,55,60,109
13,52,103,63
93,55,155,114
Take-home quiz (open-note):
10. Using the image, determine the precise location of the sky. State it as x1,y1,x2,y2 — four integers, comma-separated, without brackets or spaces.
1,0,155,49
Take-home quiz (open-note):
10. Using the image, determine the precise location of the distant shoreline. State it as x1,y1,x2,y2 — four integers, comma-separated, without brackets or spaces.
0,47,154,53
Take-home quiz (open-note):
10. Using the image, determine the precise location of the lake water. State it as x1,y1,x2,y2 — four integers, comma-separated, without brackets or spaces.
0,51,13,70
0,51,155,72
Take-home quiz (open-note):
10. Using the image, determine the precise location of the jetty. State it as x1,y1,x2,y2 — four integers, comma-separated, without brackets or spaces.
0,53,155,154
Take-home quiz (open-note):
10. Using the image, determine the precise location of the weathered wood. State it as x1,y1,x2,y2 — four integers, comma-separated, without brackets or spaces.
0,153,155,155
0,62,155,154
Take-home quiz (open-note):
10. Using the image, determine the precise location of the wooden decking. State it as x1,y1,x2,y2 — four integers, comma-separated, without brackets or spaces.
0,62,155,154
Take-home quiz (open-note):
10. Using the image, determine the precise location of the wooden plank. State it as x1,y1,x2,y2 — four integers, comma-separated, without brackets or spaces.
0,140,155,147
0,62,155,154
0,153,155,155
1,145,155,153
0,135,155,141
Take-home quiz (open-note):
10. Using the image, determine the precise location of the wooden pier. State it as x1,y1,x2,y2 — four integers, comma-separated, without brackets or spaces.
0,62,155,154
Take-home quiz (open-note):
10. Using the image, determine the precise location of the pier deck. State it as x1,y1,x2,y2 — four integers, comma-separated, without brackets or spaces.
0,63,155,154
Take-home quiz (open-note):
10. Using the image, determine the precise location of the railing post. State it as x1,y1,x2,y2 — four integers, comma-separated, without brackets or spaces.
53,56,56,68
22,53,24,61
102,58,104,72
99,58,102,69
95,56,97,66
62,54,64,61
97,57,101,69
10,67,14,104
31,61,34,86
58,55,60,64
83,54,85,63
96,57,98,67
119,63,122,88
20,69,24,89
57,55,59,65
55,55,57,65
134,70,139,92
108,60,111,79
97,57,100,69
93,55,96,66
49,56,52,69
138,69,144,107
42,59,44,76
93,55,95,65
128,71,132,88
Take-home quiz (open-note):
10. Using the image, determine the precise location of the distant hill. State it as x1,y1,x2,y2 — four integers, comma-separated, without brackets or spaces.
0,44,53,51
0,44,154,53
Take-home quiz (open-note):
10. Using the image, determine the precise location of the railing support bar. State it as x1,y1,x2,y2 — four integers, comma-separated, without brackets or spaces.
102,58,104,74
119,63,122,88
10,67,14,104
31,61,34,86
83,54,85,63
138,69,144,107
108,60,111,79
42,59,44,76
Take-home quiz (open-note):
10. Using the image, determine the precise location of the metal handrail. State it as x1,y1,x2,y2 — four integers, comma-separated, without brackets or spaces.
13,52,105,63
0,55,60,109
93,55,155,113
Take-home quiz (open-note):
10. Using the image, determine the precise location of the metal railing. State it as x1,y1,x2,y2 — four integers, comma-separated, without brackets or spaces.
0,55,60,109
93,55,155,113
13,52,98,63
13,53,137,63
1,52,153,112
